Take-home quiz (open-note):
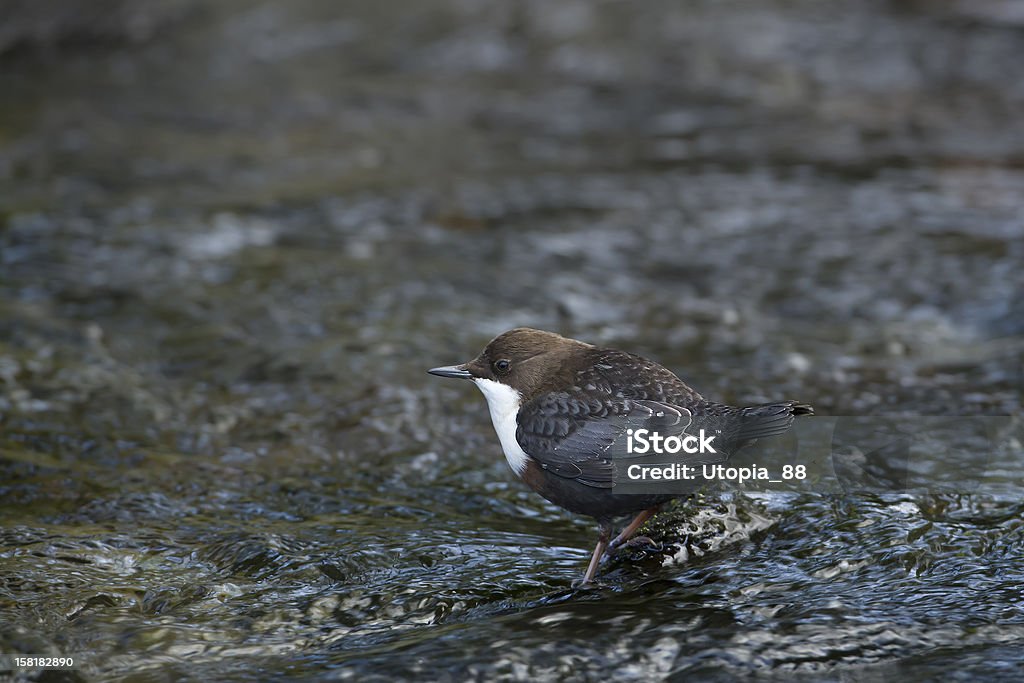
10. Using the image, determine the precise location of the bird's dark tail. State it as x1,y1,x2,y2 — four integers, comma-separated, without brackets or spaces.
735,401,814,442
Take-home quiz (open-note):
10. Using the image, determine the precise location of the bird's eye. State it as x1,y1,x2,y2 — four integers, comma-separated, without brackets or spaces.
494,359,511,373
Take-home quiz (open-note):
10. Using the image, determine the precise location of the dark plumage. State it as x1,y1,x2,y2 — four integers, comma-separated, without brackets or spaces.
429,328,813,585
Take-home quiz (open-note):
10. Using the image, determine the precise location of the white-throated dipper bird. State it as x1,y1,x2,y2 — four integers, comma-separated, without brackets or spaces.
429,328,813,585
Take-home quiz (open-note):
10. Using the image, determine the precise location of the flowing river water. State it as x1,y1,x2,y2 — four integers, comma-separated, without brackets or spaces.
1,1,1023,680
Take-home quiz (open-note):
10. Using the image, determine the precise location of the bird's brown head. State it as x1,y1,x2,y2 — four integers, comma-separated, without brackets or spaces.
428,327,592,399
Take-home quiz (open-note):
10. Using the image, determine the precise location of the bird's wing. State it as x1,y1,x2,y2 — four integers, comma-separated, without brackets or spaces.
515,392,727,489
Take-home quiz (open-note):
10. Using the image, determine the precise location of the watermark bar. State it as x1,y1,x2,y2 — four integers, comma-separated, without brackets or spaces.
612,416,1019,495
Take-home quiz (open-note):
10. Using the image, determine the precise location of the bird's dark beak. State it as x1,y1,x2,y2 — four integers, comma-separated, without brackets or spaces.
428,364,473,379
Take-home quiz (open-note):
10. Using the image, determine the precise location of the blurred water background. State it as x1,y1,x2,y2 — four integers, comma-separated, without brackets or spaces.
1,1,1023,680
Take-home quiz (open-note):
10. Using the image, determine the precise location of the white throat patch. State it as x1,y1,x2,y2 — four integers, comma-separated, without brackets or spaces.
473,378,529,476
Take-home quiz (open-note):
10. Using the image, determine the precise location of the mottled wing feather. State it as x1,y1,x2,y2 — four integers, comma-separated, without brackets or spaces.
582,350,704,404
516,393,728,489
551,399,688,459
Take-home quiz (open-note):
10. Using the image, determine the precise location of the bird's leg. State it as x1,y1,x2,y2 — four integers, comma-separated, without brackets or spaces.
575,522,613,587
607,506,660,553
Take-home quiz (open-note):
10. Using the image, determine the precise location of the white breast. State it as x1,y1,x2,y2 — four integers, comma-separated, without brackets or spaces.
473,378,530,476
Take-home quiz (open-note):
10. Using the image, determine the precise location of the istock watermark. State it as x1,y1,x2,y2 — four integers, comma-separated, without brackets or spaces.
611,416,1019,495
626,428,717,454
624,462,806,484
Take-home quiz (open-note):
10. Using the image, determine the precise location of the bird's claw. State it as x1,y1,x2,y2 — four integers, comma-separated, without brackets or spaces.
606,535,661,556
